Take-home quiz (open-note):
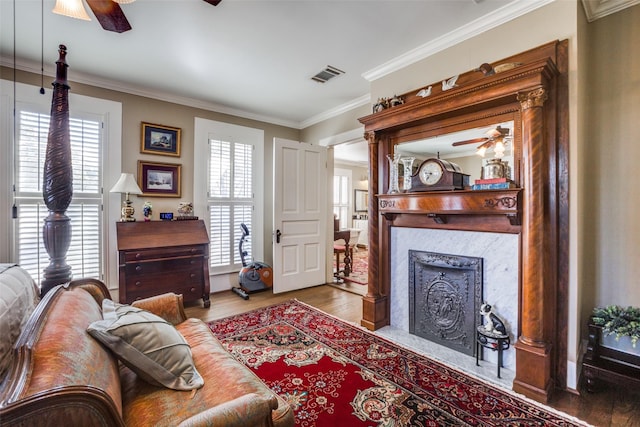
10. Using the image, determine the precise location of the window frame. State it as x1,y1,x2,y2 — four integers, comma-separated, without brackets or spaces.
333,167,352,230
0,80,122,292
193,118,264,280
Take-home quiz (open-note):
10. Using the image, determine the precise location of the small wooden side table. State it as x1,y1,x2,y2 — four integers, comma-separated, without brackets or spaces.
476,326,510,378
582,322,640,392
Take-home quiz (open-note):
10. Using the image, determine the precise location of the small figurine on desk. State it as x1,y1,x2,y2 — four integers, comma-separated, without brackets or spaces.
177,202,198,220
142,202,152,222
480,302,507,335
178,202,193,216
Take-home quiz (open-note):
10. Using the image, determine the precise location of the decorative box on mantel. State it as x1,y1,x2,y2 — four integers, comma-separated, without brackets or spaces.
377,188,521,231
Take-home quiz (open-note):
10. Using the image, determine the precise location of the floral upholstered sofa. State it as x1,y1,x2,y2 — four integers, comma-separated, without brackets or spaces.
0,275,294,427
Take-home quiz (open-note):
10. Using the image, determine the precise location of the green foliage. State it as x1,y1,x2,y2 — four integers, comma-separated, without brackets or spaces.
591,305,640,347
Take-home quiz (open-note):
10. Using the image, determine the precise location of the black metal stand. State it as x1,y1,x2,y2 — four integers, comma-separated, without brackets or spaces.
476,326,510,378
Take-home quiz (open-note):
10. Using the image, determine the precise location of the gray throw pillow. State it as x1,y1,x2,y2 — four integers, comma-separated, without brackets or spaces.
87,299,204,390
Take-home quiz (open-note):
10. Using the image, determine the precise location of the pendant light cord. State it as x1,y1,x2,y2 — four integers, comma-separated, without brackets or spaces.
12,0,18,218
40,0,45,94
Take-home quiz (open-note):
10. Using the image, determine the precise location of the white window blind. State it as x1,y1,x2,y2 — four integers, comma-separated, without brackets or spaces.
333,169,351,230
14,109,103,285
208,139,254,271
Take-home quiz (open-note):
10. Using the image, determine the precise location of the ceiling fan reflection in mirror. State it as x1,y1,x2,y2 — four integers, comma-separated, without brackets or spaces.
53,0,221,33
451,125,512,158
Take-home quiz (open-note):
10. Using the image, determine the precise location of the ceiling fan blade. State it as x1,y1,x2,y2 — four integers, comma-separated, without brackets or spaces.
451,137,489,147
85,0,132,33
203,0,222,5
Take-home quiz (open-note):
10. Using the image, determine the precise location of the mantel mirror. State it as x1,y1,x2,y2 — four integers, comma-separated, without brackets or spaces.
394,118,520,186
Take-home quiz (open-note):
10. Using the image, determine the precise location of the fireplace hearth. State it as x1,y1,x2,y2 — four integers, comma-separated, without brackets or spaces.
409,250,483,357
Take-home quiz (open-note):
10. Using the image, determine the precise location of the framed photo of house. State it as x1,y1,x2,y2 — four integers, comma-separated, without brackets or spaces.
354,189,368,212
141,122,181,157
138,161,181,197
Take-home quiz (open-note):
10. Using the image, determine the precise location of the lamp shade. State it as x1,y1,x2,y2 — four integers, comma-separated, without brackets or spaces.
110,173,142,195
52,0,92,21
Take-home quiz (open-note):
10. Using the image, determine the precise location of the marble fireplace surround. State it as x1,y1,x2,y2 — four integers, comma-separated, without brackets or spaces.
386,228,519,377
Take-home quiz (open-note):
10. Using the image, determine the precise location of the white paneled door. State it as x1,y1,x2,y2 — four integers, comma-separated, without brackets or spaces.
272,138,327,293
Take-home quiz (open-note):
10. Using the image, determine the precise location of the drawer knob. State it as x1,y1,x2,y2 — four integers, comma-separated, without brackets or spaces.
135,281,141,287
190,260,196,265
190,287,196,293
135,265,142,272
190,273,195,278
191,248,196,253
135,253,141,259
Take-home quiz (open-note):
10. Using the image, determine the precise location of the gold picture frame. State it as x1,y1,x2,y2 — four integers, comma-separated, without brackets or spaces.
140,122,181,157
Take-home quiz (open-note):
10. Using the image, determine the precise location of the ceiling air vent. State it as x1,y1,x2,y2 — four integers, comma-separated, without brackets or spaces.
311,65,345,83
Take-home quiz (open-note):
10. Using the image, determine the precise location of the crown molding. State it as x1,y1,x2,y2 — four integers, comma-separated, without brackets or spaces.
319,127,365,147
581,0,640,22
362,0,555,82
0,56,301,129
335,158,369,168
1,0,567,130
300,94,370,129
1,53,368,130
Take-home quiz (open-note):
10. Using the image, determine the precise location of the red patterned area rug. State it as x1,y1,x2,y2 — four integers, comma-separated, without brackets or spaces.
207,300,588,427
334,248,368,285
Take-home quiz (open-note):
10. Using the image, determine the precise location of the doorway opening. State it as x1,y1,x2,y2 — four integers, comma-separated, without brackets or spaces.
330,137,368,295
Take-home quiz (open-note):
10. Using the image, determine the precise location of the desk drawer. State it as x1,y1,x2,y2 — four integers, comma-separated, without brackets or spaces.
125,257,202,277
127,283,205,304
124,245,204,262
126,266,202,290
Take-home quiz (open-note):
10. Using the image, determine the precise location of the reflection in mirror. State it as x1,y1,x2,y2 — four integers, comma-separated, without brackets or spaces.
395,121,514,183
354,189,368,212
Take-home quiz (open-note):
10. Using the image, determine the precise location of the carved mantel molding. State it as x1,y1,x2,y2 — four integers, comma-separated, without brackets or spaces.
518,87,548,110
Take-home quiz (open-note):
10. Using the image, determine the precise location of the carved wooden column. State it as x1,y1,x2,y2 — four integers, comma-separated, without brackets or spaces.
513,87,554,402
41,45,73,296
361,131,387,330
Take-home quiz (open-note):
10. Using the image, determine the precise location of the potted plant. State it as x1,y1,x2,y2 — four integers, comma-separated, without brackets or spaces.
591,305,640,355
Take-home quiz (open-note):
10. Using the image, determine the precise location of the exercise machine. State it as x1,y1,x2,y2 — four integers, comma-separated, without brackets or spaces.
232,223,273,299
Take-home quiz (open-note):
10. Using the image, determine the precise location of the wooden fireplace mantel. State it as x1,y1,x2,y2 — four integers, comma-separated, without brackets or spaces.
377,189,522,228
358,40,569,403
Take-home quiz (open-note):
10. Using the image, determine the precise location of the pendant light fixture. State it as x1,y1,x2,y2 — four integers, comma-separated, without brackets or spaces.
52,0,91,21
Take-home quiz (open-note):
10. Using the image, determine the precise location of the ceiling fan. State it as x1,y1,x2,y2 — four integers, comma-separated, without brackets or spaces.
451,125,511,157
54,0,221,34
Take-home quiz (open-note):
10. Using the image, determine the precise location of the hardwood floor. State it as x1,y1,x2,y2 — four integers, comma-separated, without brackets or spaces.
184,284,362,325
185,285,640,427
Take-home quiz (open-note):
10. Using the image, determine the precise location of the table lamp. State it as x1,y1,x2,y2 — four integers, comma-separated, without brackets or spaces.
110,173,143,222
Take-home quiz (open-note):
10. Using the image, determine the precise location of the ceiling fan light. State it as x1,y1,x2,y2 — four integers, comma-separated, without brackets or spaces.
493,140,506,158
476,146,487,157
53,0,91,21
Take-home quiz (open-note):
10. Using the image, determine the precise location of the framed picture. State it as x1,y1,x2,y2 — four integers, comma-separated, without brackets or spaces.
354,189,368,212
138,161,181,197
140,122,181,157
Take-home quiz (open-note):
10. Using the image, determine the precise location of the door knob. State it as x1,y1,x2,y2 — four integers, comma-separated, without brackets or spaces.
276,229,282,243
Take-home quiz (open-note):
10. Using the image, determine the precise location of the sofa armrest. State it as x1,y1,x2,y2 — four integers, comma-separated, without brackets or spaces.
131,292,188,325
68,278,111,306
176,393,277,427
